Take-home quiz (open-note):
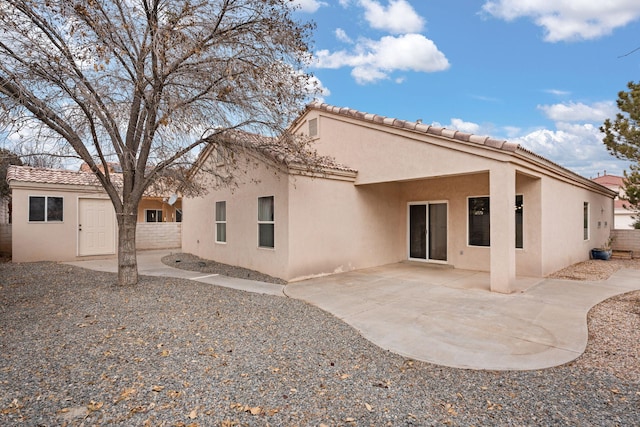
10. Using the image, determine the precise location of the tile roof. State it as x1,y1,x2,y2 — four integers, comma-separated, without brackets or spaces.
592,174,624,187
6,165,176,198
208,129,358,174
307,101,520,153
6,165,114,187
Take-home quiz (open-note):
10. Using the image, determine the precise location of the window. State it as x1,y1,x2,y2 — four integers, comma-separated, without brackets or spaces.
146,209,163,222
583,202,589,240
308,118,318,137
29,196,63,222
215,201,226,243
468,195,524,248
515,195,523,249
258,196,274,248
468,197,490,246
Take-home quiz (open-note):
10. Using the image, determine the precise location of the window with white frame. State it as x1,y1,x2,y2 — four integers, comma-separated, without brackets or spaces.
468,195,525,248
145,209,163,222
468,196,490,246
29,196,63,222
215,201,226,243
583,202,589,240
258,196,274,248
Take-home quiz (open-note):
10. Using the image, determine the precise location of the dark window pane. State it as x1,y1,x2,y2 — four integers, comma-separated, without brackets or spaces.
47,197,63,221
146,210,157,222
29,197,45,221
258,196,274,221
217,223,226,243
216,201,226,221
176,209,182,222
583,202,589,240
468,197,490,246
259,224,274,248
515,195,523,249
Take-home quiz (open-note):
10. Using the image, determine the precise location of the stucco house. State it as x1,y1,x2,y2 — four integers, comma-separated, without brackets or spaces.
7,165,182,262
182,102,617,293
592,172,636,229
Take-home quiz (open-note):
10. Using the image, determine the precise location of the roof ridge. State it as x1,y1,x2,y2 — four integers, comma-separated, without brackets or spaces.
307,101,519,153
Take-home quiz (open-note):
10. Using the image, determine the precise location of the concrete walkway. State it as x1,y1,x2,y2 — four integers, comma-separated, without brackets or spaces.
64,249,286,297
66,250,640,371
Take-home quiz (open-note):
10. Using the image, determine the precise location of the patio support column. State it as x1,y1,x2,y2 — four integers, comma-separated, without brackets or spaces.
490,163,516,293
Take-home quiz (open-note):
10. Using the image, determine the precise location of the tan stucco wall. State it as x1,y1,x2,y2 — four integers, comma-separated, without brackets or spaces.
182,155,290,280
286,177,403,281
298,113,513,185
10,184,112,262
540,178,614,276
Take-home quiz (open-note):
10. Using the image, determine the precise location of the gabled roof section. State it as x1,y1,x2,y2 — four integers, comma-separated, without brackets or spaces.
305,101,519,153
301,102,617,197
193,129,357,178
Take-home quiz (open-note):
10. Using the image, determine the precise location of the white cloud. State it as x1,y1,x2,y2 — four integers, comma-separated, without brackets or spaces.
314,34,450,84
511,123,627,177
482,0,640,42
359,0,425,34
545,89,571,96
290,0,327,13
538,101,616,122
335,28,353,44
439,101,630,177
448,118,481,134
308,75,331,102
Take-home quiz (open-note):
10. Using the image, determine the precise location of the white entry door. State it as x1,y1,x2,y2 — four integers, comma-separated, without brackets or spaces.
78,198,116,256
408,202,448,262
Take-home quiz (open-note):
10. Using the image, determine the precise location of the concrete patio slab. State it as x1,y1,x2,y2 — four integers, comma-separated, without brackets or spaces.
285,262,640,370
65,252,640,371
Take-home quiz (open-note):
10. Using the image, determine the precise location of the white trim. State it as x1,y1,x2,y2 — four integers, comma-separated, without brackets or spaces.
215,200,227,244
467,195,490,248
27,194,64,223
407,200,449,264
584,201,590,241
467,194,525,249
144,208,163,223
257,196,275,249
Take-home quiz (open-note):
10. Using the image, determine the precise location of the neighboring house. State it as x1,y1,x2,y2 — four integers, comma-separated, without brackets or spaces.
182,102,617,293
592,172,636,229
7,165,182,262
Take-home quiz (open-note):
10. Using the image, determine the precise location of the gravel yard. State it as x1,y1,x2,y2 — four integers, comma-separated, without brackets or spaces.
1,259,639,426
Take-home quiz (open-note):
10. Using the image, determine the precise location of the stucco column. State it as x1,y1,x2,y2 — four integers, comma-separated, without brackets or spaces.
490,163,516,293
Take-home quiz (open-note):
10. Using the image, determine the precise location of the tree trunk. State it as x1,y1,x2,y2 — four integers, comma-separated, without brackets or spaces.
117,212,138,286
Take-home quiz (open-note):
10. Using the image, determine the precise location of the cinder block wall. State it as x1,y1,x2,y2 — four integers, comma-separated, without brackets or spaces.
611,229,640,254
0,224,11,256
136,223,181,250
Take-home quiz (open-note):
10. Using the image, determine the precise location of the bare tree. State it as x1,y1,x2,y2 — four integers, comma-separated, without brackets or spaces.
0,0,319,285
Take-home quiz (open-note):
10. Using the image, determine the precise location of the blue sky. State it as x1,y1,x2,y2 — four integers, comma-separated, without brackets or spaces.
292,0,640,179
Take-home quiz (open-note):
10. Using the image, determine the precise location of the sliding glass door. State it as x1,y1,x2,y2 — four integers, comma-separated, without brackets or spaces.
408,202,448,262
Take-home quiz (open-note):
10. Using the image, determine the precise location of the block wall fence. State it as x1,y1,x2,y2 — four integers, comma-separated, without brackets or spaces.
136,222,182,250
611,229,640,255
